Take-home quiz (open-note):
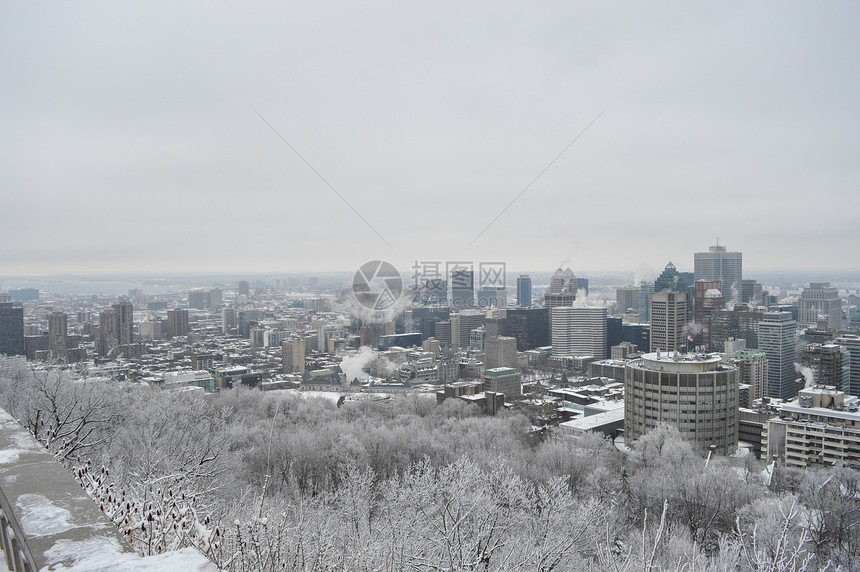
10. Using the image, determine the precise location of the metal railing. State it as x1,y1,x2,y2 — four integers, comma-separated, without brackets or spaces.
0,485,36,572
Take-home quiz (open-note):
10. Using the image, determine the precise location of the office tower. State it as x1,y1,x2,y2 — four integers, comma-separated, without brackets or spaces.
469,327,485,351
544,276,576,338
622,323,651,352
616,287,639,313
434,321,451,346
638,281,654,323
485,336,518,369
694,243,742,299
693,281,724,351
552,307,607,359
238,280,250,297
97,302,134,358
115,302,134,347
576,278,589,295
516,275,532,307
410,307,450,341
741,280,763,305
804,322,836,345
607,316,623,348
419,278,448,305
759,312,800,400
48,311,68,362
835,334,860,396
166,308,189,338
282,337,306,374
800,344,844,388
710,304,764,352
624,352,739,454
188,289,207,310
548,268,576,294
450,270,474,310
505,308,549,351
453,310,485,350
0,302,25,357
485,315,507,338
649,292,688,352
222,307,237,333
476,286,507,309
732,349,768,408
798,282,842,331
359,324,378,348
654,262,690,293
208,288,223,308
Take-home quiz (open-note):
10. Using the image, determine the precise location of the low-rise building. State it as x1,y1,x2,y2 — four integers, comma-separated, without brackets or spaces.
764,386,860,469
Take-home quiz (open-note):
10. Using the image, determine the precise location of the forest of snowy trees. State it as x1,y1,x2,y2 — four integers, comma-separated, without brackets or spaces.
1,357,859,571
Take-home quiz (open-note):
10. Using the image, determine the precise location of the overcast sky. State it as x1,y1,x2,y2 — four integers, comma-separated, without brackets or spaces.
2,2,858,278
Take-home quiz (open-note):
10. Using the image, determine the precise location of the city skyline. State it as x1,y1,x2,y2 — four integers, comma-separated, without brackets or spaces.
2,2,859,276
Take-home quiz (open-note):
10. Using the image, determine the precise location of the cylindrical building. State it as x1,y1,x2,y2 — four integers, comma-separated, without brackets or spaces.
624,352,738,454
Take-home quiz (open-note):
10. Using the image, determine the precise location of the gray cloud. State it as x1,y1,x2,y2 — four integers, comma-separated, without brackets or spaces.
2,2,858,276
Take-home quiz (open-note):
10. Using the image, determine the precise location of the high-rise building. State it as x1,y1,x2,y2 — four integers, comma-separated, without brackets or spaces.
451,310,485,350
710,305,764,352
485,315,507,338
548,268,576,294
693,281,724,351
419,278,448,305
694,243,742,299
450,270,474,310
731,349,768,408
516,275,532,308
48,311,68,362
238,281,250,297
98,307,118,357
506,308,549,351
166,308,189,338
485,336,518,369
208,288,223,308
624,352,739,455
410,307,450,341
551,307,607,359
654,262,685,293
97,303,132,358
616,287,640,313
835,334,860,396
649,292,688,352
798,282,842,331
188,289,207,310
741,280,763,305
476,286,506,309
222,307,237,334
638,282,655,323
759,312,800,400
282,337,307,374
0,302,25,357
800,343,844,388
115,301,134,347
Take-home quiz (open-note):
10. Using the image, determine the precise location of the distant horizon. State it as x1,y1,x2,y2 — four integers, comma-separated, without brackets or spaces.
3,266,860,298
